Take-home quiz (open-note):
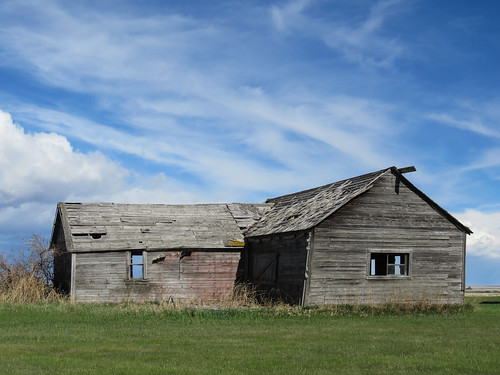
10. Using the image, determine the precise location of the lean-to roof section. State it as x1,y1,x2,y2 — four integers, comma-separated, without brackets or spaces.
57,202,269,253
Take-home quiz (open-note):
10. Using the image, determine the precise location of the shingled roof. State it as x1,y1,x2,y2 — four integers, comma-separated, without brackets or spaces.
245,168,389,237
55,202,271,253
245,166,472,237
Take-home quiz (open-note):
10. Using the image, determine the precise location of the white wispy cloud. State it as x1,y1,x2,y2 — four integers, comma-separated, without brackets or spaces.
323,0,405,67
271,0,406,67
2,0,486,202
0,0,224,104
427,113,500,140
271,0,311,32
426,96,500,143
426,102,500,186
0,0,397,178
460,149,500,172
105,173,203,205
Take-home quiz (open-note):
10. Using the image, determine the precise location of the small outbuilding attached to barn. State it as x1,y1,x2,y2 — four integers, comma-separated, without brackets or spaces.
51,166,472,305
51,202,270,302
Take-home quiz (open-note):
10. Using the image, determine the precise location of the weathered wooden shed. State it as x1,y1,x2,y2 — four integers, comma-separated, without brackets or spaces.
241,166,472,305
51,202,270,302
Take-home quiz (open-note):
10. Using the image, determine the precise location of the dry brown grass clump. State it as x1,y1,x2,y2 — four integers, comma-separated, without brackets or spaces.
228,283,262,307
113,283,289,313
0,235,64,304
0,272,63,303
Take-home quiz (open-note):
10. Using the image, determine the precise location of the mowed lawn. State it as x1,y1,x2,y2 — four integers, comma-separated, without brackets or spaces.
0,297,499,375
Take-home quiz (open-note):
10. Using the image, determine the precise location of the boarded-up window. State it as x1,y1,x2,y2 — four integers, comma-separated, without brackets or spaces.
252,253,278,283
370,253,408,276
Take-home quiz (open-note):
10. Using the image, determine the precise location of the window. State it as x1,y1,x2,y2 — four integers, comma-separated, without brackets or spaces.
370,253,408,276
129,251,145,279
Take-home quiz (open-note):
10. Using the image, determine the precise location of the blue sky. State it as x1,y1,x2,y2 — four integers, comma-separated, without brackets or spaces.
0,0,499,285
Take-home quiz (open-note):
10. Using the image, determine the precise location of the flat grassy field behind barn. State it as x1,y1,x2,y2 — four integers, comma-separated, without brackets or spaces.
0,297,499,375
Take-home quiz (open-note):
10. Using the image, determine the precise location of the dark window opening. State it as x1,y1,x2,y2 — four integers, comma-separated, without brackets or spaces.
130,251,144,279
370,253,408,276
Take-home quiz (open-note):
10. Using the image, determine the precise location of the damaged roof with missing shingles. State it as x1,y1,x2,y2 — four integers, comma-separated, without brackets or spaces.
56,202,271,253
246,166,472,237
245,168,392,237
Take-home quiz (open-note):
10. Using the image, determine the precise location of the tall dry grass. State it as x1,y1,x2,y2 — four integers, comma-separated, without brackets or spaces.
0,246,63,303
0,273,63,303
113,283,284,314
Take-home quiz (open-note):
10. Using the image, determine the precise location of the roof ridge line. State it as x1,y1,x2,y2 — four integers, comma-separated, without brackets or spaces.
300,168,392,230
265,166,394,203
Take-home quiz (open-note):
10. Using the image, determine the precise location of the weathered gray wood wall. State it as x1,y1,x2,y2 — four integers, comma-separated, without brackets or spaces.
152,251,241,301
305,174,465,305
243,232,308,304
71,250,240,303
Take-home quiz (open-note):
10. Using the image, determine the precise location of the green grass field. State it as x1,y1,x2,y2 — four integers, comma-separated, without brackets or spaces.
1,297,499,375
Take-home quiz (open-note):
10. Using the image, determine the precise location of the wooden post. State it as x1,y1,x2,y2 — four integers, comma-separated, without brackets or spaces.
301,230,314,306
70,253,76,302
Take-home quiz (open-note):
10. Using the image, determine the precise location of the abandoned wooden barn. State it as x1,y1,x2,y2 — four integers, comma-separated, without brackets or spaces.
51,203,270,302
241,166,472,305
52,166,472,304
